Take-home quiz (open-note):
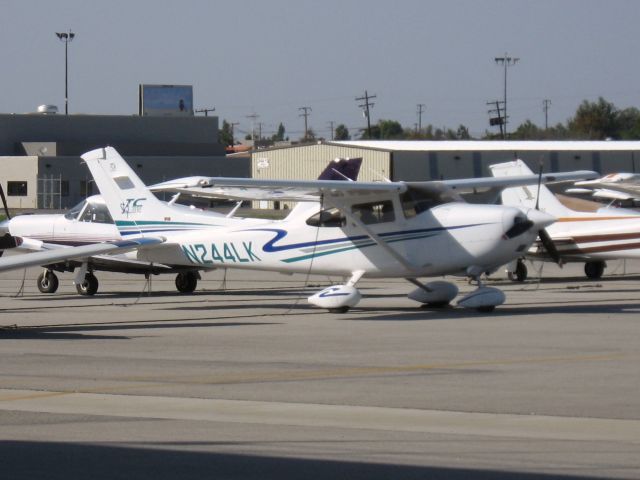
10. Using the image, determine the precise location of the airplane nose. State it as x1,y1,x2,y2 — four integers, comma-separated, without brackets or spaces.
526,208,555,230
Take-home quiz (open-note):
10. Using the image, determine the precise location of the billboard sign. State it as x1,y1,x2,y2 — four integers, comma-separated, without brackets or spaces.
139,84,194,116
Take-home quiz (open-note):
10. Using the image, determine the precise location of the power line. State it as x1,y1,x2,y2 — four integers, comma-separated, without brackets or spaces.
245,112,260,141
494,53,520,137
542,99,551,130
298,106,312,140
416,103,426,132
356,90,376,138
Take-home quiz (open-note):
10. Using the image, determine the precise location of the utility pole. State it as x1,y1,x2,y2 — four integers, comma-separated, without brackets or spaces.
195,107,216,116
542,99,551,130
298,106,312,140
246,113,259,141
356,90,376,138
55,30,75,115
230,121,239,145
487,100,505,139
416,103,426,133
327,121,335,140
494,53,519,138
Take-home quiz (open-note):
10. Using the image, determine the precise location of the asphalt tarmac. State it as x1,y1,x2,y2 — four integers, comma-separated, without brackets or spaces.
1,260,639,479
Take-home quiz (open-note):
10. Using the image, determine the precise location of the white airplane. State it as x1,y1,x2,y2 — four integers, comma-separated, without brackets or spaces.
1,147,596,312
567,172,640,208
491,160,640,281
0,157,362,296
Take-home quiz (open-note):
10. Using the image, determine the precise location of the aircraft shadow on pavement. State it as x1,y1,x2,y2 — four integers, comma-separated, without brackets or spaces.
349,301,640,322
0,440,611,480
0,320,281,340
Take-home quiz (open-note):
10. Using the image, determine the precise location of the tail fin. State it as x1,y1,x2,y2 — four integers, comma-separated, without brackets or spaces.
81,147,178,237
286,158,363,220
317,157,362,181
489,159,573,216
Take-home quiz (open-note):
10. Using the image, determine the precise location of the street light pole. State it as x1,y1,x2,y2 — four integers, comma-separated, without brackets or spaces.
56,30,75,115
494,53,519,138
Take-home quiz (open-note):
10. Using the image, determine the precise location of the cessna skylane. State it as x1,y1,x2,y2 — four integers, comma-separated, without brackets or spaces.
0,157,363,295
491,160,640,281
0,147,598,312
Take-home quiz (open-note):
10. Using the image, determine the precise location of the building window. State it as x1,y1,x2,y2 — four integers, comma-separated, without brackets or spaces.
80,180,94,197
61,180,70,197
7,181,28,196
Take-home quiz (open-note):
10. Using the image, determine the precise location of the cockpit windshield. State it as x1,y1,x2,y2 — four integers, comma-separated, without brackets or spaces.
64,200,86,220
80,202,114,224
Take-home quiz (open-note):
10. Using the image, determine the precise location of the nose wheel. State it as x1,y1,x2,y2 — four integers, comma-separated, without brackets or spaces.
507,259,528,282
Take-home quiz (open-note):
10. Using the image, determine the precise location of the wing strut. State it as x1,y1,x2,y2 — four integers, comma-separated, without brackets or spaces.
338,207,421,274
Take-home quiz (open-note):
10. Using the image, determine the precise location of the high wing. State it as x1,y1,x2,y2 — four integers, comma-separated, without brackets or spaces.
0,237,165,273
574,173,640,199
149,177,406,202
148,170,597,203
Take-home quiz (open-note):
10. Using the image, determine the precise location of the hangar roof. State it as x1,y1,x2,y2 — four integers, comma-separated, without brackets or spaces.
329,140,640,152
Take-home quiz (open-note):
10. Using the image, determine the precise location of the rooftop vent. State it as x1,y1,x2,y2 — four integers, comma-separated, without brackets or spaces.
36,104,58,114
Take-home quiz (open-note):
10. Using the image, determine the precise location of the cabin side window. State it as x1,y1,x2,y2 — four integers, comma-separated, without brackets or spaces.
351,200,395,224
306,208,346,228
400,186,459,219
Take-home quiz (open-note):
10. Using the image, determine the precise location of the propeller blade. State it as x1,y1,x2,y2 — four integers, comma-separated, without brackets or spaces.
538,228,562,265
0,183,10,220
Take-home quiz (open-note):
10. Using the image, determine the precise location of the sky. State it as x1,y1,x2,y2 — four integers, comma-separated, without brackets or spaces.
2,0,639,140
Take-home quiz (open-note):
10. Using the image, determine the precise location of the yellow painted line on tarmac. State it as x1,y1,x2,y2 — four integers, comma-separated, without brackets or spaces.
1,352,627,402
116,352,629,386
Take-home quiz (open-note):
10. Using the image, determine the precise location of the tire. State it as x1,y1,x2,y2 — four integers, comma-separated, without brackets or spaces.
76,273,99,296
175,271,198,293
515,261,528,282
37,271,59,293
476,305,496,313
328,306,350,313
584,261,605,279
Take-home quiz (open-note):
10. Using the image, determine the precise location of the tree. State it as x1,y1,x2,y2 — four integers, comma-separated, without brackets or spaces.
334,124,350,140
272,122,286,142
456,125,471,139
219,120,234,146
569,97,618,139
378,119,404,139
301,127,316,142
617,107,640,139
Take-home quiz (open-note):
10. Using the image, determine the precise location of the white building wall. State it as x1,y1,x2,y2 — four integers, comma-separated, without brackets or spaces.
0,156,38,209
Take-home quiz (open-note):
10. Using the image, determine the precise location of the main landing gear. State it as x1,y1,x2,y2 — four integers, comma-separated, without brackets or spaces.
175,271,200,293
76,272,99,296
37,269,59,294
584,260,605,280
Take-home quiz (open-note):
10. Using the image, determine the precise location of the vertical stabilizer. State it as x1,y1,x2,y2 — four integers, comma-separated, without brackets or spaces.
287,157,364,219
490,160,573,217
81,147,177,237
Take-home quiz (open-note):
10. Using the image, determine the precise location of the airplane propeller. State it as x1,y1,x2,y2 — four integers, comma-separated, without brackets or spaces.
534,162,562,265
